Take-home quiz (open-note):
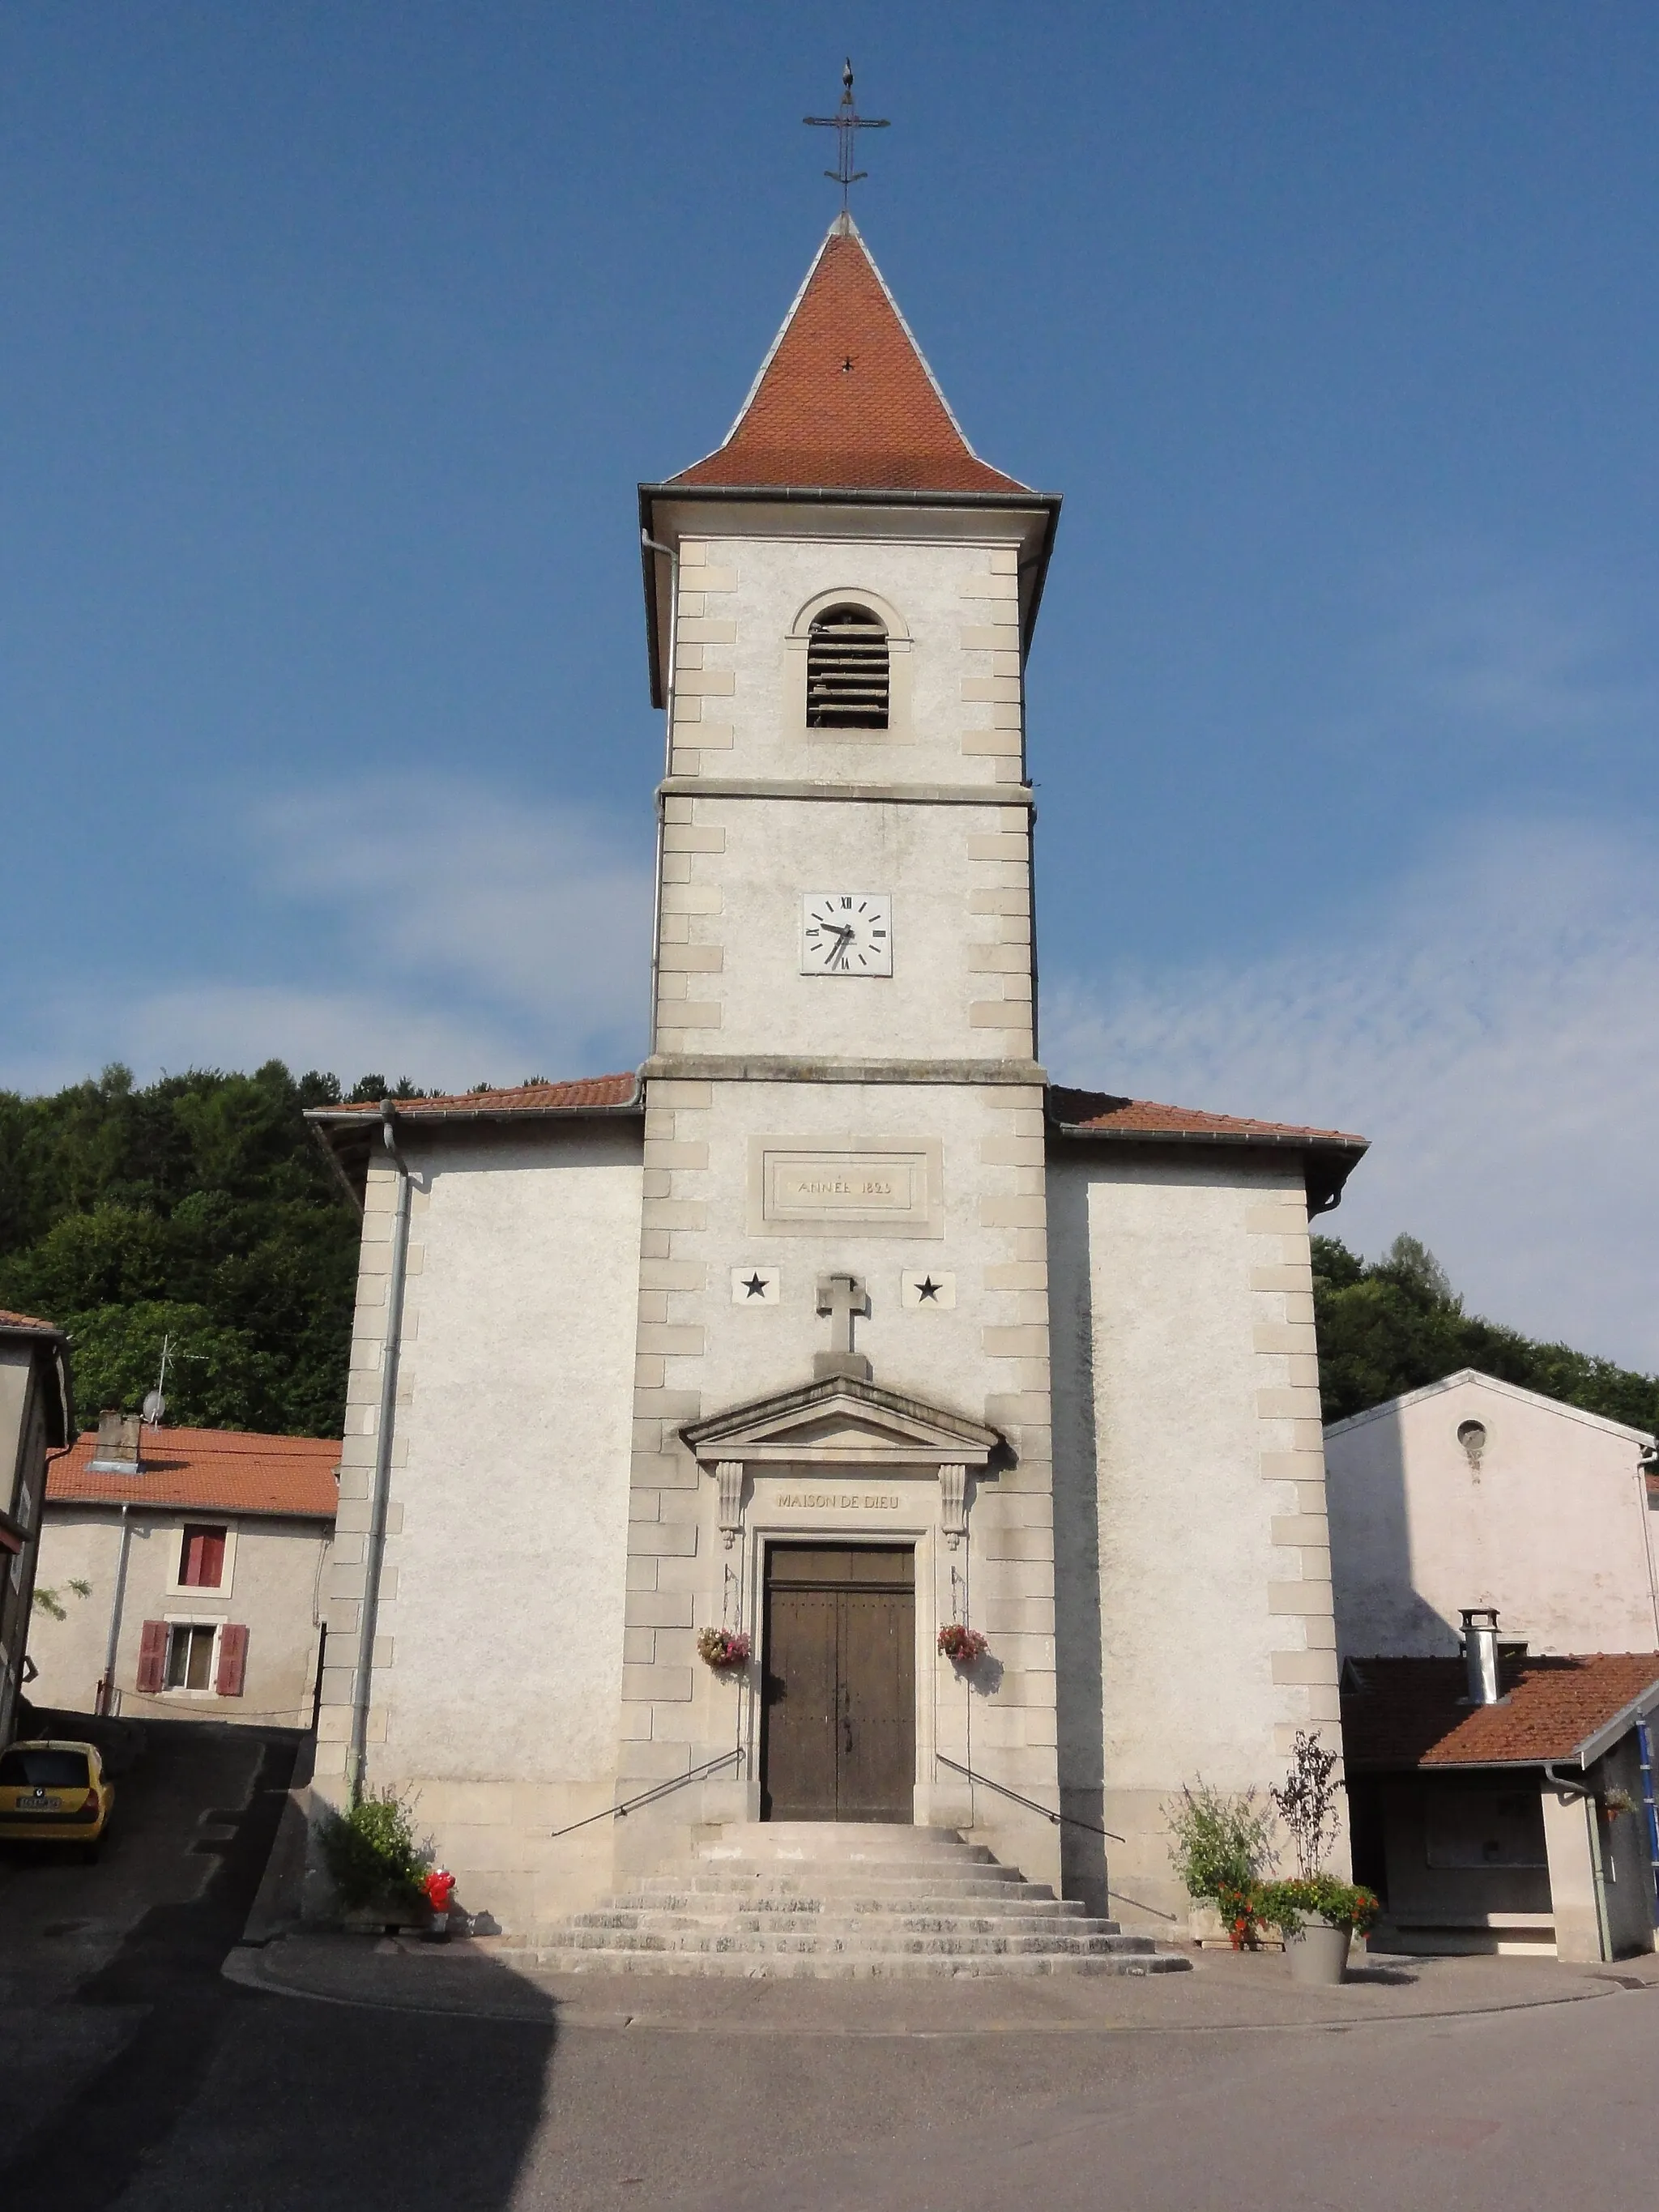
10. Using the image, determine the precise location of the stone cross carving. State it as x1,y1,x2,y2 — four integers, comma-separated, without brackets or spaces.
814,1272,871,1382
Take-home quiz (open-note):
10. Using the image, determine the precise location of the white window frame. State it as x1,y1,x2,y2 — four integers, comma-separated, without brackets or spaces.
165,1520,237,1600
160,1613,227,1698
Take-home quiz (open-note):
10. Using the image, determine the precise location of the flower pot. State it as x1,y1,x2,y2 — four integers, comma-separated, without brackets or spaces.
1286,1920,1351,1986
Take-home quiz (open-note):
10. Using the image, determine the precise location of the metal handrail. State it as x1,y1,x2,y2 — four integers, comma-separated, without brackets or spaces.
935,1754,1180,1923
933,1753,1124,1841
548,1749,741,1839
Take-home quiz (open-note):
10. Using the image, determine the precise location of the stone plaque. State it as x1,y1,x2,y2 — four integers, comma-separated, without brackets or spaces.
748,1137,943,1239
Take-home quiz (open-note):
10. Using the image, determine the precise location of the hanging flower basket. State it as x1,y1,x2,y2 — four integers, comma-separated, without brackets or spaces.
938,1623,988,1664
696,1627,751,1670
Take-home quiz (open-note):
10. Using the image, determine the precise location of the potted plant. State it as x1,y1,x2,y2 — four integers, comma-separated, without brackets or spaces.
938,1623,988,1664
316,1786,432,1933
1266,1730,1372,1984
1256,1875,1380,1983
1164,1783,1276,1948
696,1627,751,1670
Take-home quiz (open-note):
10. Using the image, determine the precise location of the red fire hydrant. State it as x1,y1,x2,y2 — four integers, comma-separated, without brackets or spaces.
422,1868,457,1941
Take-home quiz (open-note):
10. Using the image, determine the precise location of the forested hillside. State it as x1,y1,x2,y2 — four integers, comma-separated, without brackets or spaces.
1312,1232,1659,1434
3,1065,1656,1443
0,1063,421,1437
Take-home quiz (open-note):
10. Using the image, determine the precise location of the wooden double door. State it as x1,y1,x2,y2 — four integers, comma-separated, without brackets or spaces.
761,1545,916,1823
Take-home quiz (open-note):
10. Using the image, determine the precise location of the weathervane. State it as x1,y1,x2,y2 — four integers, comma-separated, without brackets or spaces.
805,59,889,211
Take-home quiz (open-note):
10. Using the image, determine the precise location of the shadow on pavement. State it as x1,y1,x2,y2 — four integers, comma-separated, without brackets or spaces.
2,1717,560,2212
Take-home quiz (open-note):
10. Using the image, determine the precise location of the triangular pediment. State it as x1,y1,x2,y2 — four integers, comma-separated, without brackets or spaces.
682,1376,1002,1468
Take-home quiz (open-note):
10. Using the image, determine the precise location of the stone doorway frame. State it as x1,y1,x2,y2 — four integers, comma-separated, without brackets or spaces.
681,1377,1004,1826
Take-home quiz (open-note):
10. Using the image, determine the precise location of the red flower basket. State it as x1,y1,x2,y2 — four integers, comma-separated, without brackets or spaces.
938,1624,988,1664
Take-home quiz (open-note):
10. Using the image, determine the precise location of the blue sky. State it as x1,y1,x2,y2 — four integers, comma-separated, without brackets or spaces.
3,5,1657,1365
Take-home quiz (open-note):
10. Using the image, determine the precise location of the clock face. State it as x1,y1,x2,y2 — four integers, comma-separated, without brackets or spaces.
800,893,893,976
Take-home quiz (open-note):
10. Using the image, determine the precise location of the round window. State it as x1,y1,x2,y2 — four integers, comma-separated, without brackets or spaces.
1456,1417,1487,1466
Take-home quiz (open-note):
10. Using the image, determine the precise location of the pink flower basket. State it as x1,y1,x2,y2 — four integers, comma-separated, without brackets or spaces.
696,1627,751,1670
937,1624,988,1664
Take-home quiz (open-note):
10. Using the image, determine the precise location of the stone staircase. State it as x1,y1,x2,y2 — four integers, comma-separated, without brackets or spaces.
517,1822,1192,1979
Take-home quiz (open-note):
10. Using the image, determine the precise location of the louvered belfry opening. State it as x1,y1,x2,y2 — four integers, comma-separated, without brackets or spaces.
806,604,889,729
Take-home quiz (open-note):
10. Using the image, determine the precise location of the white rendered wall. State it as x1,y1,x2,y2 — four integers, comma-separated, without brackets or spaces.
1048,1150,1346,1929
310,1121,643,1935
28,1508,330,1724
1325,1374,1659,1659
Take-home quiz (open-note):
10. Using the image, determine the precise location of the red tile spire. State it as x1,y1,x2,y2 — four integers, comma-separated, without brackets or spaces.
670,215,1026,496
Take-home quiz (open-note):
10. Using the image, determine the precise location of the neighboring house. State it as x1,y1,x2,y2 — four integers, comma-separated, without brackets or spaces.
27,1416,338,1727
1,1310,75,1747
1325,1370,1659,1661
1341,1636,1659,1963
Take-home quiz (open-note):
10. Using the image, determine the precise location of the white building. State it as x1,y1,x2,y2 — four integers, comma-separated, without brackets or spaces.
28,1416,338,1728
304,215,1367,1944
1325,1369,1659,1661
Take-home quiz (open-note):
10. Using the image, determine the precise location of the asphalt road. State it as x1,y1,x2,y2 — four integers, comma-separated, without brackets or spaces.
4,1726,1657,2211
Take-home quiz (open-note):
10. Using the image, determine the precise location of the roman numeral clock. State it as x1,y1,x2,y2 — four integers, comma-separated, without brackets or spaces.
800,893,893,976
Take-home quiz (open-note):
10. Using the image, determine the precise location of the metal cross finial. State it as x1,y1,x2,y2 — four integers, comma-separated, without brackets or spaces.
804,59,889,211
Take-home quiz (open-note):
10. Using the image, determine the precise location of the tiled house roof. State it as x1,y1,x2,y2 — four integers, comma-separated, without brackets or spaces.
669,216,1026,495
1047,1087,1366,1147
0,1309,66,1335
314,1075,638,1119
48,1427,340,1519
1341,1654,1659,1771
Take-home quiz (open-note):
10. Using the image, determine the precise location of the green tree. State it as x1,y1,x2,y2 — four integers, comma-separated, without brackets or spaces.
1311,1234,1659,1432
0,1062,372,1438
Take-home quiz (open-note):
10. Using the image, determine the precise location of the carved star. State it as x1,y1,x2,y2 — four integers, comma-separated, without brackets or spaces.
915,1276,941,1302
743,1273,770,1299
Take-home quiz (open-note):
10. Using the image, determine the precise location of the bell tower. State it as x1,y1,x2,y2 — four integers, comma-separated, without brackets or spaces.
619,208,1066,1879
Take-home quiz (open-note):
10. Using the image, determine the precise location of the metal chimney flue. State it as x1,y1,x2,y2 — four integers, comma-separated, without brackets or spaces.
1461,1606,1502,1705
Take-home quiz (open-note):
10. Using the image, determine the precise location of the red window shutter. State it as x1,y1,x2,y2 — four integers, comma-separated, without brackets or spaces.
215,1623,248,1697
136,1620,168,1693
181,1524,227,1588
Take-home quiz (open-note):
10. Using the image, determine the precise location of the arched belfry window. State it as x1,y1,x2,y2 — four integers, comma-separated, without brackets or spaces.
805,604,889,731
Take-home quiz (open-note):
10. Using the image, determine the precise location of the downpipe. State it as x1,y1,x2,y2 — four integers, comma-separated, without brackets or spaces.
348,1102,414,1806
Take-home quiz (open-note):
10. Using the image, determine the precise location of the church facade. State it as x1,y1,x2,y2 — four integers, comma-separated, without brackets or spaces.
306,216,1366,1938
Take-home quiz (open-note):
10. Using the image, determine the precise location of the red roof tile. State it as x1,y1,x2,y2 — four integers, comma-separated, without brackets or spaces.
0,1308,64,1334
48,1426,339,1519
315,1074,638,1120
1047,1085,1367,1148
671,218,1027,496
1341,1654,1659,1771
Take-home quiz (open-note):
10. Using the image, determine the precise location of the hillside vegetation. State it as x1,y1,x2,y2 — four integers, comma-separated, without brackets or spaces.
0,1063,418,1436
1312,1232,1659,1434
2,1066,1655,1441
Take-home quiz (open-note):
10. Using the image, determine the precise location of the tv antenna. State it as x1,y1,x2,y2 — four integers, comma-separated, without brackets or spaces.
805,60,889,211
142,1333,175,1426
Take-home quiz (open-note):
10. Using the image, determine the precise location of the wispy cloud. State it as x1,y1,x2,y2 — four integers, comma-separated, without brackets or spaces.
4,778,654,1096
1365,548,1659,743
1047,817,1659,1372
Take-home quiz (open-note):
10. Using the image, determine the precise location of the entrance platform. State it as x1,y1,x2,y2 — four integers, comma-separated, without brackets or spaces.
520,1822,1191,1978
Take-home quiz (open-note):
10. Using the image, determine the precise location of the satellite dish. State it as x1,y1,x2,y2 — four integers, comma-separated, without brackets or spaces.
142,1390,166,1425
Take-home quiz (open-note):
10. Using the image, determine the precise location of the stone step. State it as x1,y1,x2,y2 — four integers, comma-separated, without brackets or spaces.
553,1926,1154,1957
568,1909,1120,1938
677,1873,1050,1894
614,1899,1069,1920
510,1946,1188,1980
697,1830,999,1862
526,1822,1192,1980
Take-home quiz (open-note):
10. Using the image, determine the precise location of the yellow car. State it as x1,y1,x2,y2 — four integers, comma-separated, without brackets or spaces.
0,1739,115,1855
